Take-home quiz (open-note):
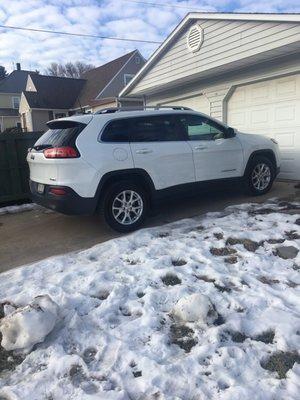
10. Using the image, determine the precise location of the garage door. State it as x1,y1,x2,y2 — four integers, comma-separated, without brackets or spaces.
228,74,300,180
159,94,210,115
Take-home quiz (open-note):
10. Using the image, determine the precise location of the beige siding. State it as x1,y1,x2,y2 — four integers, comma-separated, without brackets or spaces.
0,116,20,131
0,93,17,108
26,76,37,92
131,19,300,94
31,110,50,132
145,54,300,122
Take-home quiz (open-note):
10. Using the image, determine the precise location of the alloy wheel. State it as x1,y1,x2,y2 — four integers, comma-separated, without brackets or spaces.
251,163,271,191
112,190,143,225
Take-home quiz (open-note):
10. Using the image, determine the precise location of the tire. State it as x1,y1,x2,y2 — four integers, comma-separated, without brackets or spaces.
245,156,275,196
102,181,148,233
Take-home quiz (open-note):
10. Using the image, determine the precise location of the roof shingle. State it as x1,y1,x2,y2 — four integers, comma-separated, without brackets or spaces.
23,75,85,109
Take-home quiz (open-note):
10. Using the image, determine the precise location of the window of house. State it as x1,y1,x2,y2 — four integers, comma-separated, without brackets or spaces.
124,74,135,86
54,113,66,119
135,56,141,64
177,114,226,141
129,115,183,142
12,96,20,109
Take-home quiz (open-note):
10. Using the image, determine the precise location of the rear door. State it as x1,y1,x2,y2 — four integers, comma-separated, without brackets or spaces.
129,114,195,190
176,114,244,181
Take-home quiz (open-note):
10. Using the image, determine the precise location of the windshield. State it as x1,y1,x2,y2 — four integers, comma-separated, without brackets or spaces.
33,121,86,150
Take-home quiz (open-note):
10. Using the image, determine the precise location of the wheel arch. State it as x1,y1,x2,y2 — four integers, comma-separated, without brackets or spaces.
94,168,156,212
244,149,277,177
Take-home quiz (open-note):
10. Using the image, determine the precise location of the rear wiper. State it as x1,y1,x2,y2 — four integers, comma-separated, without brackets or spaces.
33,144,53,151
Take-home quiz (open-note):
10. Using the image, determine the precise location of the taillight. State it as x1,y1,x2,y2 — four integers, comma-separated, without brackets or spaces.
49,187,68,196
43,146,79,158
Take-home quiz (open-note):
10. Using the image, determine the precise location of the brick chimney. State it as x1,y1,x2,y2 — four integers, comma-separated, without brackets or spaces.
16,63,21,71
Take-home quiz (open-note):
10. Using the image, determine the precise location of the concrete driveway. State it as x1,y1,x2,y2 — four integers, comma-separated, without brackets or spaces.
0,181,299,273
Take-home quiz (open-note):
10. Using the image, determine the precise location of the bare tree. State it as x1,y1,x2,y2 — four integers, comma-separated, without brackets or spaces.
45,62,94,78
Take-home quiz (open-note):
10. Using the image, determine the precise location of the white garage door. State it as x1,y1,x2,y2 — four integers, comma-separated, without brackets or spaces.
228,74,300,180
159,94,210,115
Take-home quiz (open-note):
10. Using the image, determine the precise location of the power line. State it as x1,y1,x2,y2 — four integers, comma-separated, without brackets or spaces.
0,24,161,44
122,0,202,11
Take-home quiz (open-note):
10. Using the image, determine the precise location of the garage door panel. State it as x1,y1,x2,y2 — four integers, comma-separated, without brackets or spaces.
228,73,300,180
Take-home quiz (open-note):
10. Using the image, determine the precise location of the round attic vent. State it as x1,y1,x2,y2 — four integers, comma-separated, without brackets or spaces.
187,24,203,53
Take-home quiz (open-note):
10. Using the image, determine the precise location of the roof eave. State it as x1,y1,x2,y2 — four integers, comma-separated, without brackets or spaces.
120,11,300,97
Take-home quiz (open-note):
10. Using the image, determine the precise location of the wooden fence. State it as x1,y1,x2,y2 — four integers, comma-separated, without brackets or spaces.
0,131,42,204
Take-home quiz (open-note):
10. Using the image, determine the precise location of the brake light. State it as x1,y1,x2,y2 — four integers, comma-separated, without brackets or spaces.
43,146,79,158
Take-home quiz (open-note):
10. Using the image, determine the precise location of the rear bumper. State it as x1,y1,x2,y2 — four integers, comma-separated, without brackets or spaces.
29,180,97,215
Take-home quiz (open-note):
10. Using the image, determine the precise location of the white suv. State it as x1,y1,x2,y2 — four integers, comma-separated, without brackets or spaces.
27,108,281,232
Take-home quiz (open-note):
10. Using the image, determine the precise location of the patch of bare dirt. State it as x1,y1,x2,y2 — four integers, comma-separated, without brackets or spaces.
261,351,300,379
161,274,182,286
258,276,280,285
170,324,197,353
171,259,187,267
226,237,260,252
210,247,237,257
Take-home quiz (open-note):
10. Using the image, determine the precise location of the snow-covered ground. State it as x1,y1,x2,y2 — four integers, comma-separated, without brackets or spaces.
0,199,299,400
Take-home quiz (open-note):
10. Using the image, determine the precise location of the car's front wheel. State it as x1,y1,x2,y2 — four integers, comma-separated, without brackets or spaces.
103,181,148,232
246,156,275,195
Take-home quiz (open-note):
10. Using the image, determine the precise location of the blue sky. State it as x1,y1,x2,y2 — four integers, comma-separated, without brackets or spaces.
0,0,299,73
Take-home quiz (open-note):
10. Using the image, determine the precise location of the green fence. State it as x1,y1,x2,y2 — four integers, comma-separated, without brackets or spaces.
0,132,42,204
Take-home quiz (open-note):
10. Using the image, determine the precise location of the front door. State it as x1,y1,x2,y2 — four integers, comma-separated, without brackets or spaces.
176,114,244,181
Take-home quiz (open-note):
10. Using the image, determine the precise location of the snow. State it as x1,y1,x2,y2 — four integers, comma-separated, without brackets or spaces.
0,203,37,216
172,293,214,323
0,200,299,400
0,295,59,352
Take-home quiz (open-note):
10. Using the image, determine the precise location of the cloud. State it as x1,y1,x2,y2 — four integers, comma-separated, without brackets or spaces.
0,0,299,73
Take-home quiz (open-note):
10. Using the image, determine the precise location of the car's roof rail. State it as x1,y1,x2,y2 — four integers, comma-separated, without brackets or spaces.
94,105,193,114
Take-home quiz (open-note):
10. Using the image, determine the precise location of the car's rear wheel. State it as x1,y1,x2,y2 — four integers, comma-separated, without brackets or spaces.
103,181,148,232
246,156,275,195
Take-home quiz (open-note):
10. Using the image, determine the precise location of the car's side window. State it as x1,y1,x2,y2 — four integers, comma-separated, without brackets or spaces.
129,115,184,142
177,114,227,141
101,119,130,142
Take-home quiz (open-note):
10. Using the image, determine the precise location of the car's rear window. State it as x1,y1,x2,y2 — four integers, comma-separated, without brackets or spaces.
33,121,86,150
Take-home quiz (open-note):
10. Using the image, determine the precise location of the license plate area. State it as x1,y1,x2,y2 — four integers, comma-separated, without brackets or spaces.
37,183,45,194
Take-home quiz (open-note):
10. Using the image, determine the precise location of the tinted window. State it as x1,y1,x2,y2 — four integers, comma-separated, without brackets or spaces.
129,115,183,142
33,121,86,150
101,119,130,142
177,114,226,141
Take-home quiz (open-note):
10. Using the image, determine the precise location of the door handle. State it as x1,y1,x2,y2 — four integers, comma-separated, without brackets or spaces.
136,149,153,154
194,145,207,150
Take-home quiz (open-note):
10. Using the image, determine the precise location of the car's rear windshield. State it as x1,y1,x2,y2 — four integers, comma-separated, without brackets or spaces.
33,121,86,150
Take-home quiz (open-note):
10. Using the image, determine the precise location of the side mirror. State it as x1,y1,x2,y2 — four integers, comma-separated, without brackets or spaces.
227,127,236,138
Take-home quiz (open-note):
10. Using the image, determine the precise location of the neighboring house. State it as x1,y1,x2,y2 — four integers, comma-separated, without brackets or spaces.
19,50,146,132
19,74,85,132
73,49,145,112
0,63,36,132
120,12,300,181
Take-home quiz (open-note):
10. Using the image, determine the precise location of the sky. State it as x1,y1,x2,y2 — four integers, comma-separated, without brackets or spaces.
0,0,299,74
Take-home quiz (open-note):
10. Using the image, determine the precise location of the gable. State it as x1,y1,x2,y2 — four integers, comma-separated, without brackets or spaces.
99,51,145,99
126,16,300,96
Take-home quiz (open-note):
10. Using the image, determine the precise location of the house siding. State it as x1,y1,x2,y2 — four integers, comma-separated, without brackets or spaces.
130,19,300,95
145,53,300,122
31,110,50,132
98,53,145,99
0,116,20,132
